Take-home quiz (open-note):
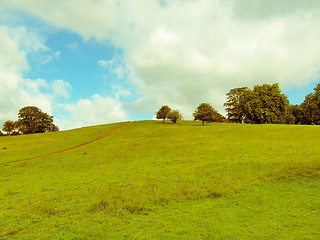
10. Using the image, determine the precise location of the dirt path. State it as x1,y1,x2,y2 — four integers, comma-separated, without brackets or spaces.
1,121,134,165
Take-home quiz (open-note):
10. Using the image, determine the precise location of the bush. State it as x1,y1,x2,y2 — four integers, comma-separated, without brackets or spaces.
168,110,182,123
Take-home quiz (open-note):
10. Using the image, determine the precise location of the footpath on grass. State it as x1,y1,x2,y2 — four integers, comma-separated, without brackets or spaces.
1,121,134,165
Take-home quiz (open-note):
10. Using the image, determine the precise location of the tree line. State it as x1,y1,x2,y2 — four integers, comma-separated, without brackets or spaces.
156,103,225,125
157,82,320,125
2,82,319,135
0,106,58,136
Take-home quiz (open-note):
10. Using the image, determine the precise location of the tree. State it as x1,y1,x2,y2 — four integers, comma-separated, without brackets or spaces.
0,130,4,137
240,83,294,124
193,103,216,125
156,105,171,123
168,110,182,123
224,87,249,123
47,124,59,132
18,106,58,134
301,83,320,125
15,121,27,134
290,105,305,124
2,120,15,135
210,111,226,123
11,131,21,136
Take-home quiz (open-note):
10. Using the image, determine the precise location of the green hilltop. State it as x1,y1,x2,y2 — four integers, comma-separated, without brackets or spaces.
1,120,319,239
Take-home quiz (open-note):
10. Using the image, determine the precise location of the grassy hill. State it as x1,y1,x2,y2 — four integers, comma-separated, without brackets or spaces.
0,120,319,239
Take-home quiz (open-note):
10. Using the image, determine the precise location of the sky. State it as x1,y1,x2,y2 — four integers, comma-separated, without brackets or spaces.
1,0,320,130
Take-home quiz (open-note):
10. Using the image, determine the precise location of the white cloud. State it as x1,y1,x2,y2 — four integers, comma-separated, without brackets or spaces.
51,79,72,99
0,26,28,74
0,25,72,127
57,94,128,130
98,59,126,80
98,59,112,69
2,0,320,120
66,41,78,51
0,25,33,122
6,25,49,53
98,52,129,81
0,20,127,130
54,51,61,60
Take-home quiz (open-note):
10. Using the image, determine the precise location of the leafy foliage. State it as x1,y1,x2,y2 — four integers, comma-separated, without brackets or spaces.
2,120,15,135
225,83,294,124
193,103,224,125
17,106,59,134
290,104,306,124
224,87,249,123
168,110,182,123
193,103,214,125
210,110,226,123
156,105,172,123
301,83,320,125
11,131,21,136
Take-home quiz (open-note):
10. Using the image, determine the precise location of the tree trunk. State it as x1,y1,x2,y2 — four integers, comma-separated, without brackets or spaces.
202,119,204,125
163,118,165,123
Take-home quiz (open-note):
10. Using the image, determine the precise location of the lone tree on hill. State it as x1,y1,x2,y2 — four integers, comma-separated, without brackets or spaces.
168,110,182,123
2,120,15,135
193,103,218,125
156,105,171,123
17,106,59,134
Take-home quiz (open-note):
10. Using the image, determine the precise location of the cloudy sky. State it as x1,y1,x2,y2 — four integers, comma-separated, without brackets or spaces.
1,0,320,130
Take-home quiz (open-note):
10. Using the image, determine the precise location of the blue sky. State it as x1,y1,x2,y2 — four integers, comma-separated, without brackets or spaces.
1,0,320,129
26,31,114,100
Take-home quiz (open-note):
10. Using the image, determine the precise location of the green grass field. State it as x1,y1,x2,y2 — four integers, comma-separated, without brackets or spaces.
0,120,319,239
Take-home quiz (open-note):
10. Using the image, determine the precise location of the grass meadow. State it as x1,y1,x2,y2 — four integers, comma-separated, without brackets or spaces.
0,120,319,239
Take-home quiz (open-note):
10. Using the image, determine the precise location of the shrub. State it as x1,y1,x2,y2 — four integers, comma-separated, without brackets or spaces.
168,110,182,123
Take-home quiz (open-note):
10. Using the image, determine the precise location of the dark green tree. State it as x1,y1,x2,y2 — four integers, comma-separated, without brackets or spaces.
224,87,249,123
290,104,305,124
18,106,58,134
301,83,320,125
0,130,4,136
210,111,226,123
240,83,294,124
193,103,216,125
168,110,182,123
47,124,59,132
2,120,15,135
11,131,21,136
156,105,172,123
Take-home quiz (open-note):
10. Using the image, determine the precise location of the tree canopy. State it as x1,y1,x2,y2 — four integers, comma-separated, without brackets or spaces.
2,120,15,135
17,106,59,134
156,105,172,123
168,110,182,123
290,104,306,125
210,110,226,123
225,83,294,124
224,87,249,123
193,103,223,125
300,83,320,125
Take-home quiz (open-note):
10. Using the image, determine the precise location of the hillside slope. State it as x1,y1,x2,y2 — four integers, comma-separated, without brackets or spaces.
1,121,319,239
